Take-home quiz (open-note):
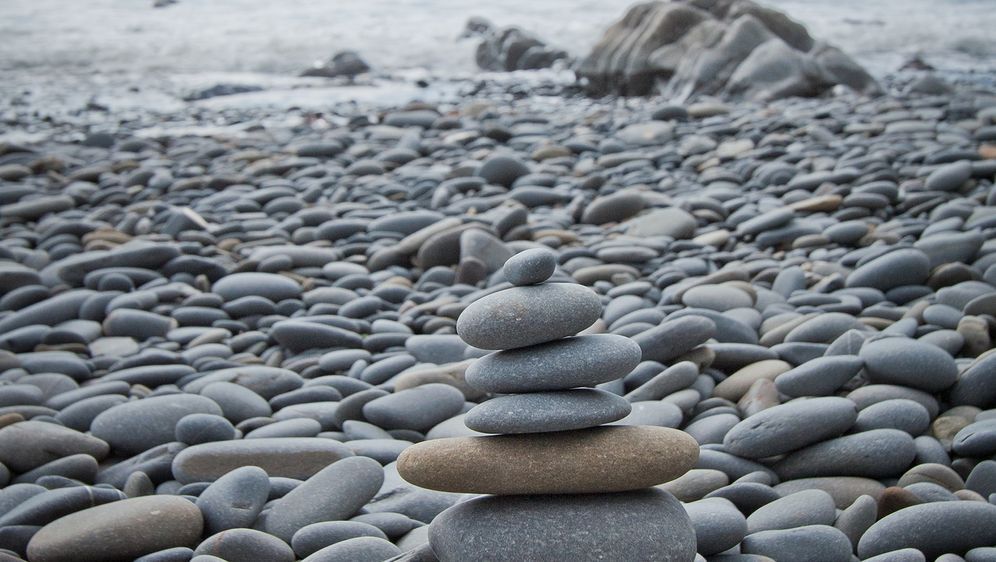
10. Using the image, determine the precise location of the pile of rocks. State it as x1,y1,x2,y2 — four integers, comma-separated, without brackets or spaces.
577,0,881,99
398,248,700,560
461,17,570,72
0,73,995,561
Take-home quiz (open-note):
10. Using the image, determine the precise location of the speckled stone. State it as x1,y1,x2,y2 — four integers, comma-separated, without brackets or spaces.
397,425,699,494
212,272,301,302
463,388,632,433
502,248,557,286
172,438,353,483
723,397,858,458
456,283,602,350
860,337,959,392
465,334,641,393
26,496,203,562
858,502,996,559
772,429,916,480
428,489,695,562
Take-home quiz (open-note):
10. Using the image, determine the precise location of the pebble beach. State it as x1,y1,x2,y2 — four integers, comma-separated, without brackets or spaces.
2,1,996,561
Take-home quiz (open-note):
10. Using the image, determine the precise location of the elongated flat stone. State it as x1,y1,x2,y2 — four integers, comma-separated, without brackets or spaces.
722,397,858,459
428,490,695,562
465,334,641,393
397,425,698,494
456,283,601,349
172,438,353,483
26,496,202,562
464,388,632,433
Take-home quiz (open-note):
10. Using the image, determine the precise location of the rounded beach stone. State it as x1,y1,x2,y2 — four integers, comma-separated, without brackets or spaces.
26,496,203,562
926,160,973,191
858,502,996,559
397,425,698,494
291,521,388,558
212,273,301,302
860,337,958,392
854,399,930,435
632,315,716,363
362,384,465,432
477,154,530,187
200,382,272,424
953,419,996,457
713,360,793,402
266,456,384,542
949,352,996,408
741,525,852,562
102,309,177,340
746,489,837,534
175,414,237,445
195,466,270,534
834,494,877,549
683,497,747,555
502,248,557,286
301,536,401,562
428,489,695,562
772,429,916,480
456,283,601,350
773,355,864,397
464,388,632,433
193,529,294,562
0,420,109,473
465,334,641,393
91,394,223,455
171,438,353,483
723,397,858,458
846,249,931,291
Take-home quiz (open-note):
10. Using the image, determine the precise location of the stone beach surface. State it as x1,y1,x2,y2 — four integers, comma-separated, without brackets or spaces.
0,40,995,562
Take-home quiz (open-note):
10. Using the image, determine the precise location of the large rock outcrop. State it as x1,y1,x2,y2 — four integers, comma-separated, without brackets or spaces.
462,17,570,72
577,0,880,99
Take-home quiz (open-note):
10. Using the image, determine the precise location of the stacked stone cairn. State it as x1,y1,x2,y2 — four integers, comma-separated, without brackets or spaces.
398,248,701,560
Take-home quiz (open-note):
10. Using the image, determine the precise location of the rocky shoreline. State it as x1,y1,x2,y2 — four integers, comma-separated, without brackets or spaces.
0,68,995,562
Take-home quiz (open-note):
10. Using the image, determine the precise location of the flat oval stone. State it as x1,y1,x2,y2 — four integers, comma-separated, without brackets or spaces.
172,438,353,483
465,334,641,393
301,536,401,562
684,497,747,556
196,466,270,534
91,394,223,455
772,429,916,480
502,248,557,286
428,489,695,562
362,384,465,432
266,456,383,542
0,420,109,473
858,502,996,559
26,496,203,562
291,521,388,558
456,283,601,350
854,399,930,435
397,425,698,494
723,397,858,458
212,273,301,302
742,525,852,562
193,528,294,562
953,419,996,457
774,355,865,397
464,388,632,433
846,249,931,291
746,489,837,534
860,337,958,392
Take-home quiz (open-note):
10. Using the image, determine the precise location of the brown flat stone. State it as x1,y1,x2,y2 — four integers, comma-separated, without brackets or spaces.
397,425,699,495
26,496,202,562
714,360,792,402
